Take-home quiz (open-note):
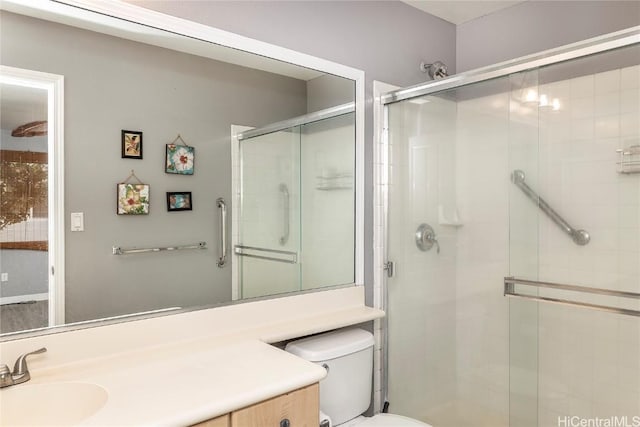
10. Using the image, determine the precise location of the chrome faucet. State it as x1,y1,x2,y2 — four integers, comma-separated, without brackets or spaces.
0,347,47,388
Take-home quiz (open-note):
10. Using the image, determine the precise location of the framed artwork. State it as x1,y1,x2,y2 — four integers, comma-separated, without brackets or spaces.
117,183,150,215
165,144,194,175
167,191,192,211
122,130,143,159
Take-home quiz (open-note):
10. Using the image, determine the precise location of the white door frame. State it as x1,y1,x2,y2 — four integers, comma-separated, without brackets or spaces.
372,80,399,413
230,124,252,301
0,65,65,326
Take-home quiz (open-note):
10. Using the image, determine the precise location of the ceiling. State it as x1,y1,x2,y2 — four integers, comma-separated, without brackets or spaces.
0,83,48,131
403,0,527,25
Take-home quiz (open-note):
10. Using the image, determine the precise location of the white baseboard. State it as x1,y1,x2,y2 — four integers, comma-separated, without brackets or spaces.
0,293,48,305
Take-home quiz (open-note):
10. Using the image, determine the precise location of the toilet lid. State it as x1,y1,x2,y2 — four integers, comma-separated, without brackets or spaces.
356,414,432,427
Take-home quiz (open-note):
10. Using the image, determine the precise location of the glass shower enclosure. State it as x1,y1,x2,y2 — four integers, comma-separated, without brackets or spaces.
233,106,355,299
381,29,640,426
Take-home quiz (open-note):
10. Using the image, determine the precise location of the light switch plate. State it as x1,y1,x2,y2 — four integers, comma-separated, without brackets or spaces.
71,212,84,231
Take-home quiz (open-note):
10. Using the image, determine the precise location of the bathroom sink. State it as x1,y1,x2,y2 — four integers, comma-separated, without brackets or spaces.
0,381,108,426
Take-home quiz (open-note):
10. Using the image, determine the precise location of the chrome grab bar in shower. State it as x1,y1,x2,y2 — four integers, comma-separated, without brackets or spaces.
511,170,590,246
216,197,227,267
504,277,640,317
279,183,290,246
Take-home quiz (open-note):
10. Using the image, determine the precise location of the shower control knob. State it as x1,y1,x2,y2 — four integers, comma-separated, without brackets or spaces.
415,223,440,254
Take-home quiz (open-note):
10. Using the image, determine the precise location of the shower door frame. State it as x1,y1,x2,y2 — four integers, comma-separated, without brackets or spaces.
373,25,640,416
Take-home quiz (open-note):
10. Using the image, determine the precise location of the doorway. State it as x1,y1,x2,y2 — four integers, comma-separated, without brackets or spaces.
0,65,64,333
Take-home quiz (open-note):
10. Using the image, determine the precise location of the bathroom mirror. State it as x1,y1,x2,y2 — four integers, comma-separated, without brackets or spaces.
0,0,363,338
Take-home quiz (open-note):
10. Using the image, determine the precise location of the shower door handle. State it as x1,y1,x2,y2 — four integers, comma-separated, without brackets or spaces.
216,197,227,267
279,183,290,246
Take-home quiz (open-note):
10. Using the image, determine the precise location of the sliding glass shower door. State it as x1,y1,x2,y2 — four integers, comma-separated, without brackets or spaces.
386,76,514,426
507,46,640,425
235,111,356,299
237,128,301,299
384,38,639,426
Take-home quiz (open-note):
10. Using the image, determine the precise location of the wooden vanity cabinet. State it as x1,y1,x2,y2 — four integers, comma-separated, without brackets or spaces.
194,415,230,427
192,383,319,427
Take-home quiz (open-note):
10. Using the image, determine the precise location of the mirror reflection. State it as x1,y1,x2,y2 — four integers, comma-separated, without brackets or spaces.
0,5,356,336
235,110,355,299
0,82,49,333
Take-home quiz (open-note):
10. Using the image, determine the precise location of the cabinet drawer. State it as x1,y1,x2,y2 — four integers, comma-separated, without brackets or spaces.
231,383,319,427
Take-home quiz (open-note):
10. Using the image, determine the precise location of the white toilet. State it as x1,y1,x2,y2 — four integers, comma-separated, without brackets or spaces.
286,328,432,427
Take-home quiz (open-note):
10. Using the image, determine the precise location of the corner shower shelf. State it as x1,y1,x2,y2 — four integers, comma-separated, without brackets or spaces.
316,185,353,191
438,205,463,227
617,145,640,174
316,172,353,191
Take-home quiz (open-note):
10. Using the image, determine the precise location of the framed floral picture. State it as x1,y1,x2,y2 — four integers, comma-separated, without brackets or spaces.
165,144,194,175
117,183,150,215
122,130,143,159
166,192,192,211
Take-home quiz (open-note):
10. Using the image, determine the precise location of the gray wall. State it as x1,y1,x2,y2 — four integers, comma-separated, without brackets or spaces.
128,0,458,305
0,250,48,299
457,0,640,72
306,75,354,112
0,11,308,322
128,1,456,88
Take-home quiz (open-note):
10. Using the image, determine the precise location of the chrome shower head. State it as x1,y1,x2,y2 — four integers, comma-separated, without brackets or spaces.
420,61,448,80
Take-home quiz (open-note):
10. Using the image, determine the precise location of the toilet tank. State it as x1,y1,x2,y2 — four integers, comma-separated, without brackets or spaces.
285,328,375,425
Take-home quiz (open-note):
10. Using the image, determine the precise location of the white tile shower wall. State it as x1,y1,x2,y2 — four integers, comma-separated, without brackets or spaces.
377,66,638,425
455,90,511,426
385,99,459,423
455,65,640,423
300,114,355,290
533,65,640,422
507,74,543,427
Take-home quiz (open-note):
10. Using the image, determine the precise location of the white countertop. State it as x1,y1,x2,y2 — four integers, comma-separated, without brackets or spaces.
0,287,384,425
14,338,326,426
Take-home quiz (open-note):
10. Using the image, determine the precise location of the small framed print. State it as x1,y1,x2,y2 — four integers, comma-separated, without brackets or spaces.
167,191,192,211
122,130,143,159
165,144,194,175
117,183,150,215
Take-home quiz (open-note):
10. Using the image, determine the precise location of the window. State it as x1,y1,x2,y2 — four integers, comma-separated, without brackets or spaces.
0,150,48,251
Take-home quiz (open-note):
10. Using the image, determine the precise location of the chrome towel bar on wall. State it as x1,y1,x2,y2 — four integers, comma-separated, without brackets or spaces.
504,277,640,317
113,242,206,255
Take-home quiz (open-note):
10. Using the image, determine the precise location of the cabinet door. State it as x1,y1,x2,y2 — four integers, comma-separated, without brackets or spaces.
231,384,319,427
192,414,230,427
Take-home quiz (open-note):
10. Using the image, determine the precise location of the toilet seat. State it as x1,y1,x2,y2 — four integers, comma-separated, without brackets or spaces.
338,413,432,427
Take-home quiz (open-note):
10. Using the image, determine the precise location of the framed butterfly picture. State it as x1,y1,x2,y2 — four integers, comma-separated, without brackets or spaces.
121,130,143,159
